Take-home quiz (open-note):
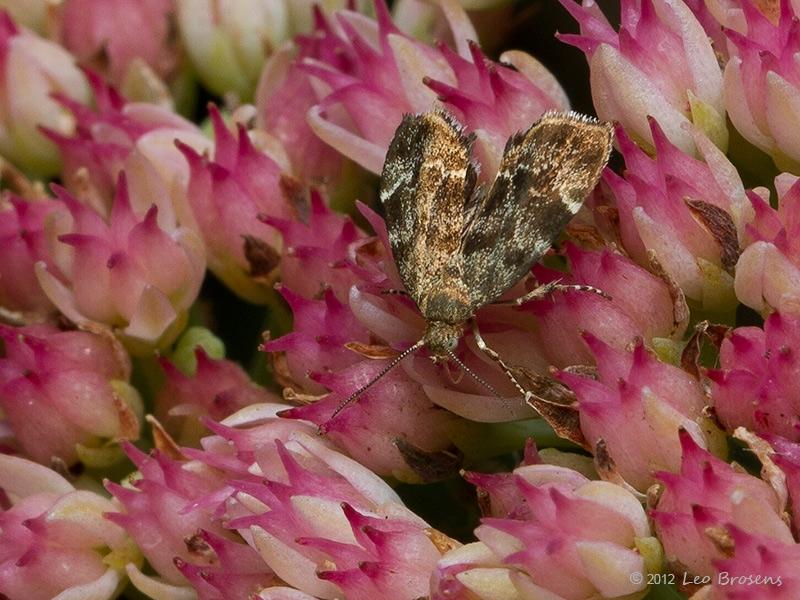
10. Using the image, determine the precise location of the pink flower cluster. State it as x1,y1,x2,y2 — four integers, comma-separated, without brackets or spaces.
2,0,800,599
104,405,449,599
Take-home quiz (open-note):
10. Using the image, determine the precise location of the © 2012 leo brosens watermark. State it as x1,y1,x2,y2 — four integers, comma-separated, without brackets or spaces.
629,570,783,588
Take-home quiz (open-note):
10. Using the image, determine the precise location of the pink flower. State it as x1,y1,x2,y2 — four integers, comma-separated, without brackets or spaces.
261,189,366,301
35,175,206,353
0,454,140,600
259,1,568,179
58,0,178,99
178,105,301,303
109,405,323,597
110,404,452,600
767,435,800,535
175,0,289,102
527,243,689,366
156,347,280,447
651,430,792,578
266,285,373,396
723,0,800,171
0,324,141,466
703,527,800,599
681,0,732,56
174,530,275,600
735,174,800,314
433,463,659,600
279,361,462,481
255,44,347,188
45,72,211,217
0,11,91,176
559,0,727,152
106,442,238,591
462,441,551,520
218,415,448,600
709,312,800,439
556,333,725,491
0,196,66,316
602,119,749,314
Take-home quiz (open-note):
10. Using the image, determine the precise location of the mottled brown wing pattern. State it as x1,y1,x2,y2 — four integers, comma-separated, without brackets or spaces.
379,111,478,308
460,111,613,309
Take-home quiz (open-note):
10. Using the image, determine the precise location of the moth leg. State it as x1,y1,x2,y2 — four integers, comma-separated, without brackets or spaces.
470,319,528,399
380,288,410,297
495,279,610,307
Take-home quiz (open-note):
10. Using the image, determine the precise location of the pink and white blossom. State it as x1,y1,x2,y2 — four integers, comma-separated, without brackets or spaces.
0,323,141,466
0,12,91,176
0,454,140,600
560,0,727,153
36,175,206,353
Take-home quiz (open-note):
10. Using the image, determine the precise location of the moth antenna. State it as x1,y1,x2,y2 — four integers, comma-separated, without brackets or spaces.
328,339,425,421
445,349,504,401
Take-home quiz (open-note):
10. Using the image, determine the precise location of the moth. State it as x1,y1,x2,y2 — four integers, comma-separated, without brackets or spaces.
329,109,613,419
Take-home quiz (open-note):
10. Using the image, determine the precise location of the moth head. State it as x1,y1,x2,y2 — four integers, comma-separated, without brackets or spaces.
424,320,464,359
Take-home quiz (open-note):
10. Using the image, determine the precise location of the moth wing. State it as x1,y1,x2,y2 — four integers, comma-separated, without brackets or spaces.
379,111,477,306
461,111,613,308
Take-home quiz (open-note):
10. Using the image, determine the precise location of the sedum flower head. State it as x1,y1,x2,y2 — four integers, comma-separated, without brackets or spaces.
58,0,179,101
433,461,660,600
108,404,452,599
35,174,206,353
178,105,297,304
260,189,366,301
528,243,689,366
222,415,449,599
259,0,568,180
45,72,211,218
651,430,792,578
156,346,280,447
700,527,800,599
559,0,727,152
722,0,800,172
601,119,749,316
764,434,800,542
0,454,140,600
106,440,255,595
709,312,800,439
0,323,141,467
557,334,725,491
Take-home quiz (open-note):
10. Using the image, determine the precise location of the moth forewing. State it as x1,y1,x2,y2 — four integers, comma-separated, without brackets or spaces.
460,111,614,309
379,111,478,311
